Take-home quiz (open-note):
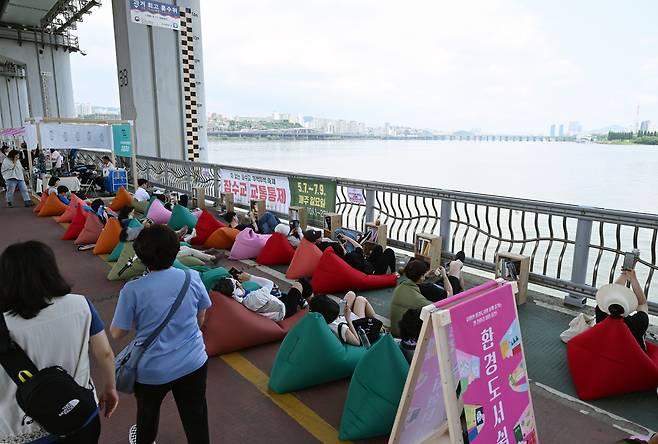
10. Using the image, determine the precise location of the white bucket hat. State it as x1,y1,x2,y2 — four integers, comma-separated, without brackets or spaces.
274,223,291,236
595,283,637,316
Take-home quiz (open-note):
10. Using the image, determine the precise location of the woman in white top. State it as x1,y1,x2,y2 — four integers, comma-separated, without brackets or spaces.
309,291,377,346
0,241,118,443
1,150,34,208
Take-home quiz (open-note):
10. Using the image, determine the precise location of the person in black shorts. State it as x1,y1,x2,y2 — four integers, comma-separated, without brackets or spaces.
595,269,649,352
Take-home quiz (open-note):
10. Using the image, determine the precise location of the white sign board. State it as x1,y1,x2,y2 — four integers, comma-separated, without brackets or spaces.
40,123,112,151
220,168,291,214
130,0,180,30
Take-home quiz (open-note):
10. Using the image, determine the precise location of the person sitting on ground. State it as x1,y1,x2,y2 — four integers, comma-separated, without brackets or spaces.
0,241,118,443
595,268,649,352
46,175,60,195
274,222,304,247
309,292,380,346
222,210,282,234
57,185,71,205
214,273,290,321
93,156,115,192
398,308,423,363
1,150,34,208
134,178,150,202
390,260,452,337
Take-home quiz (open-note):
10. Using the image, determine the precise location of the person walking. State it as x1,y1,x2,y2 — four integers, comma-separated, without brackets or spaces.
1,149,34,207
110,225,211,444
0,241,118,443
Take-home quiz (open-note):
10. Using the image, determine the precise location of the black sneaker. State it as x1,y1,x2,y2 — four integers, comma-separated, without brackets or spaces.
24,201,35,208
7,202,13,208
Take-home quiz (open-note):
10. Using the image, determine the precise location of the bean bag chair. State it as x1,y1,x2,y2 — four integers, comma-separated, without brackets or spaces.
192,210,226,246
229,228,271,260
285,239,323,279
177,256,206,268
56,195,85,223
74,214,104,245
62,206,89,240
168,204,198,231
312,248,398,294
33,191,49,214
339,334,410,440
93,218,122,255
132,198,149,215
108,242,125,262
201,267,230,290
567,317,658,400
109,187,133,211
38,193,68,217
204,227,239,250
256,233,296,265
107,242,146,281
145,198,172,225
268,312,368,393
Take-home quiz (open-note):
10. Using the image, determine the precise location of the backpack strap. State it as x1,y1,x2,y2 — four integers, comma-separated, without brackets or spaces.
0,314,40,386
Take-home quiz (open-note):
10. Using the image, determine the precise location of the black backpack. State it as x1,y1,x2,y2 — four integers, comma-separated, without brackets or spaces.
0,315,98,437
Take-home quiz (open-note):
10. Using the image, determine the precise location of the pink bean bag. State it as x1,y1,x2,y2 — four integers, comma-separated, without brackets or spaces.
312,248,398,294
229,228,271,260
256,233,296,265
202,291,308,356
74,213,104,245
192,210,226,245
62,206,89,240
56,195,85,223
145,198,172,224
286,238,323,279
567,316,658,400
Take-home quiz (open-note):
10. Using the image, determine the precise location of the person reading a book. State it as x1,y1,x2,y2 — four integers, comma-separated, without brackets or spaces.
274,222,303,247
335,233,398,275
309,292,379,346
221,210,281,234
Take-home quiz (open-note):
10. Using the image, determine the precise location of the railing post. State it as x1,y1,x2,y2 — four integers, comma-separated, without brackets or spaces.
440,199,453,253
213,167,220,201
565,217,592,307
365,189,375,223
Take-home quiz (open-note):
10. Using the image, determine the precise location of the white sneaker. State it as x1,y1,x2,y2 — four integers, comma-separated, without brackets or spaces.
128,424,156,444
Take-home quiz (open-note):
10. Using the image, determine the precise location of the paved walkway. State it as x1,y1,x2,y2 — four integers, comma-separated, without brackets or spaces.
0,194,649,443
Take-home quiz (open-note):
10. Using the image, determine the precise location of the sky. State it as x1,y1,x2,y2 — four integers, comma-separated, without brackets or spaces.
70,0,658,133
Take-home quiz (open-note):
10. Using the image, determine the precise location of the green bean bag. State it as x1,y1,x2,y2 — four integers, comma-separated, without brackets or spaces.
176,256,206,268
108,242,125,262
107,242,146,281
339,334,410,440
132,198,149,215
168,204,198,230
268,312,368,394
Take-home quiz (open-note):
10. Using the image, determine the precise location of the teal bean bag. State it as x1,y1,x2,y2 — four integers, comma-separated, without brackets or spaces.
339,334,410,440
199,267,261,292
108,241,125,262
268,312,368,394
169,204,198,230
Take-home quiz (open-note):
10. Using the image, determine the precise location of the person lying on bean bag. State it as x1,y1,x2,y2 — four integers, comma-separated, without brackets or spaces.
274,222,303,247
318,233,397,276
221,210,282,234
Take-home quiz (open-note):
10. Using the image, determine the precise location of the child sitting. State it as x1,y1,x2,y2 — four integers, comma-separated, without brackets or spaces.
46,176,60,195
309,291,381,346
56,185,71,205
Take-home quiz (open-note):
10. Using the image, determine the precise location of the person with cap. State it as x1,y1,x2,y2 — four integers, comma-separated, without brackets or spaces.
595,269,649,351
274,222,304,247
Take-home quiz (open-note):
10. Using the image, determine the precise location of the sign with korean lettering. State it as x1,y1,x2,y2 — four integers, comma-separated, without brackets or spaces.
220,168,290,214
289,178,336,225
129,0,180,30
112,124,132,158
448,284,537,444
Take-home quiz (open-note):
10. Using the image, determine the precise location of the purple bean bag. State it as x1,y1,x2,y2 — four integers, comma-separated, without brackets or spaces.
145,198,172,225
229,228,271,260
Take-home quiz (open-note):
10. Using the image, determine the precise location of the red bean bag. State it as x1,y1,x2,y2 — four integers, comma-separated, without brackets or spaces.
109,187,133,211
229,228,271,260
33,192,49,214
256,233,296,265
38,193,68,217
286,239,323,279
567,316,658,400
62,206,89,240
93,218,122,255
74,213,104,245
56,195,85,223
311,248,398,294
192,210,226,245
204,227,240,250
202,291,307,356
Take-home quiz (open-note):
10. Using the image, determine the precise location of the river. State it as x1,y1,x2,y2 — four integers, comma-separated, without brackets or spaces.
209,139,658,215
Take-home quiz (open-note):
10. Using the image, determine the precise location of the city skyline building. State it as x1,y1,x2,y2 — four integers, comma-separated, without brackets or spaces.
550,124,556,137
558,124,564,138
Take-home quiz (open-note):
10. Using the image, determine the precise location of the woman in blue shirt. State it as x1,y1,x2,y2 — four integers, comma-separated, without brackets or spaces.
110,224,211,444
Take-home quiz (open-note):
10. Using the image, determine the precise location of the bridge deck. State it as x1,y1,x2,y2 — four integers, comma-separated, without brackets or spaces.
0,194,653,443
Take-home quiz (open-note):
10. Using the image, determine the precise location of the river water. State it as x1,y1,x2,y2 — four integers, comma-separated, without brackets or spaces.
209,139,658,215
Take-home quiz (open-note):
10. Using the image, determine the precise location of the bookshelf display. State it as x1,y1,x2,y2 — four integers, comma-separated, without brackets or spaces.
414,233,443,269
323,213,343,238
288,206,308,230
494,252,530,304
217,192,234,213
250,199,266,220
193,187,206,209
362,222,387,254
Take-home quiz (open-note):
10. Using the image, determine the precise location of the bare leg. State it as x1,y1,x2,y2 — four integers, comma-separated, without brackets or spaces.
344,291,357,311
352,296,376,318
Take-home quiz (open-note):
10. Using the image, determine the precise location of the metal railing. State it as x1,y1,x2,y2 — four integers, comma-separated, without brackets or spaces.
78,150,658,313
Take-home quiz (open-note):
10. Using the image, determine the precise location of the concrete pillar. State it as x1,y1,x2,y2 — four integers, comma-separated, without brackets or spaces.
112,0,208,162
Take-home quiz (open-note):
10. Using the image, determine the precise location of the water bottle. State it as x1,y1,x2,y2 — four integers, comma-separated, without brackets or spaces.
339,299,346,317
357,327,371,349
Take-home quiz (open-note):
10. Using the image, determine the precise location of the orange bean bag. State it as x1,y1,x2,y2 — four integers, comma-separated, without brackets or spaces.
74,213,104,245
285,238,323,279
93,218,122,255
202,291,307,356
256,233,296,265
33,192,49,214
62,206,89,240
204,227,240,249
567,316,658,400
311,248,398,294
109,187,133,211
56,195,86,223
192,210,226,245
38,193,68,217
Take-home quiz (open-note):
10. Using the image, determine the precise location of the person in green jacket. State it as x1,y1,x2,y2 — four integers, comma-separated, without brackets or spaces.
389,259,452,337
